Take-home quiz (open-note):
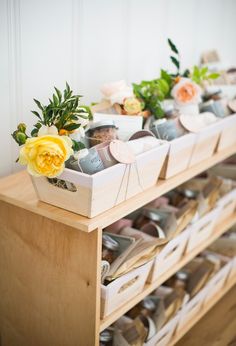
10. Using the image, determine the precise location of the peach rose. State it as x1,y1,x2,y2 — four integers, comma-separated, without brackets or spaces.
171,78,202,105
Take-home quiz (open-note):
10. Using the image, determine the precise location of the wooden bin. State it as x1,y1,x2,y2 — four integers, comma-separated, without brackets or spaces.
176,286,208,333
204,262,232,304
188,122,222,168
228,257,236,282
31,143,169,218
186,207,220,253
100,260,153,319
144,314,180,346
147,230,190,284
217,114,236,152
160,134,196,179
217,189,236,224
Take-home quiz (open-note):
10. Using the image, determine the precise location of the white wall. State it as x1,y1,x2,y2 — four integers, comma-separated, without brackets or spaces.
1,0,236,177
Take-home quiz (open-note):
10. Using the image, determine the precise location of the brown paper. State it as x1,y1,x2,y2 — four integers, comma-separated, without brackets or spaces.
106,227,167,280
121,317,148,346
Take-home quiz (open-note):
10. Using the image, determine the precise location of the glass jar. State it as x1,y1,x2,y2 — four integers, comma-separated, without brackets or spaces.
102,234,119,264
87,120,118,147
141,297,157,317
173,271,189,292
99,328,113,346
133,208,162,230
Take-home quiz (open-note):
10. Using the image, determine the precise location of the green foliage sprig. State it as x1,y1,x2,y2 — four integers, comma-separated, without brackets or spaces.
31,83,92,135
168,38,180,76
12,83,92,149
190,66,219,85
133,76,171,118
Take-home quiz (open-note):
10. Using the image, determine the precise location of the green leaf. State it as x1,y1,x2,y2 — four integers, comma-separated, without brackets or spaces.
208,73,220,80
63,123,80,131
160,69,172,85
31,110,42,120
66,82,70,93
168,38,179,54
31,128,38,137
170,56,180,70
156,79,170,95
201,66,208,77
54,87,62,102
53,94,58,105
33,99,44,111
72,140,85,152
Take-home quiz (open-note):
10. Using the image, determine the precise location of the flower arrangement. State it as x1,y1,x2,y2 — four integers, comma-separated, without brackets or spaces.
100,80,146,116
12,83,92,178
132,39,219,119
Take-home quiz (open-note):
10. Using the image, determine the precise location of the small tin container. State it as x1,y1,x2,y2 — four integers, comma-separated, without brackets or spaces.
99,328,113,346
87,120,118,147
200,99,226,118
102,234,119,264
78,147,105,174
151,118,185,141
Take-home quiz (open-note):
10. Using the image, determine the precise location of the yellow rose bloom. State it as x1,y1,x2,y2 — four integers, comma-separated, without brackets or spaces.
19,135,73,178
123,97,142,115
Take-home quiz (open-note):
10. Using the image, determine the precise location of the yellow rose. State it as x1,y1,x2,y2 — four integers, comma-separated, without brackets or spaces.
19,135,73,178
123,97,142,115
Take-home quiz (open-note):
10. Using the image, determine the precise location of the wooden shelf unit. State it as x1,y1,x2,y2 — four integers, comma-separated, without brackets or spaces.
100,212,236,332
0,144,236,346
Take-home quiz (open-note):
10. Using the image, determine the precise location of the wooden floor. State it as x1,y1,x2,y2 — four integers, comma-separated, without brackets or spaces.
176,285,236,346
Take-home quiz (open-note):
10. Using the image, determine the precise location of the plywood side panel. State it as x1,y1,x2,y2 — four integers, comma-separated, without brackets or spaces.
0,201,101,346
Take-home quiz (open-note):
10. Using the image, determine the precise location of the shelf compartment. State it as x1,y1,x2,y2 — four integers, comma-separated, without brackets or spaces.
169,268,236,346
100,212,236,332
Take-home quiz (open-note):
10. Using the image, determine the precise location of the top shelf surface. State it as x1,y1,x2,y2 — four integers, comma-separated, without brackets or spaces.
0,144,236,232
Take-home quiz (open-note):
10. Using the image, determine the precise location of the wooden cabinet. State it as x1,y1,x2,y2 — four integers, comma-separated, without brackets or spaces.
0,144,236,346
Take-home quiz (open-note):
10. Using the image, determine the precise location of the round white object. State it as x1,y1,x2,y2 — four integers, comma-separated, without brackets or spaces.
109,140,135,164
180,112,217,133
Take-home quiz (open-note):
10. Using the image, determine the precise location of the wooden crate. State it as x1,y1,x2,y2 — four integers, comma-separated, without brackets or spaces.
144,314,180,346
31,143,169,218
217,114,236,152
186,207,220,253
217,189,236,224
100,260,153,319
176,286,208,333
188,122,222,167
160,134,196,179
204,262,232,304
228,257,236,282
147,230,190,284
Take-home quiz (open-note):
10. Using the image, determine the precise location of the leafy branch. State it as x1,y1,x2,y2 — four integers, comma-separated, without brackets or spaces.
12,83,92,147
168,38,180,76
133,75,171,119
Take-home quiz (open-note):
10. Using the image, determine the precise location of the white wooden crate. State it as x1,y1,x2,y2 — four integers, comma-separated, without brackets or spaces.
188,121,222,168
204,262,232,304
228,257,236,282
31,143,169,217
100,260,153,319
217,114,236,151
160,134,196,179
147,230,190,284
176,286,208,333
144,314,180,346
217,189,236,224
186,207,220,253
